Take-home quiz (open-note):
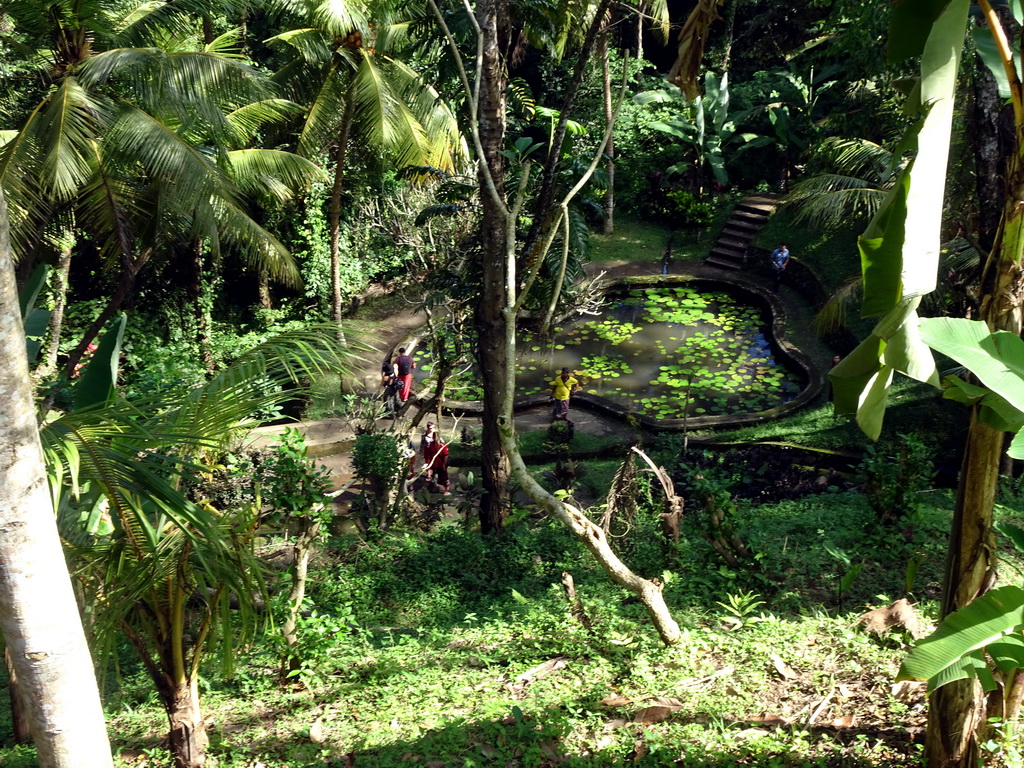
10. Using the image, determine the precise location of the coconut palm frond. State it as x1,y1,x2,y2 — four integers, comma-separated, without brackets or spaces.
106,103,235,211
786,181,888,229
312,0,370,39
816,136,895,180
265,27,336,66
297,59,350,157
225,99,304,146
645,0,671,42
232,324,362,382
204,196,301,286
204,29,246,59
76,147,144,266
940,238,982,273
813,274,862,336
225,149,327,202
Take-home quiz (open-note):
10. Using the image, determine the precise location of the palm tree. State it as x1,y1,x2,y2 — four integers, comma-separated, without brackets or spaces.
0,2,317,380
46,327,348,768
781,136,901,229
0,184,114,767
266,0,464,328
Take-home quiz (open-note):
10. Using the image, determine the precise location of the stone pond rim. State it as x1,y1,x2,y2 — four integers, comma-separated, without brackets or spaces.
398,273,827,432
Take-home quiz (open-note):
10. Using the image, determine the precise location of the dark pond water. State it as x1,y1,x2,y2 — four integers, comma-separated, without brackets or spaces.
415,285,803,419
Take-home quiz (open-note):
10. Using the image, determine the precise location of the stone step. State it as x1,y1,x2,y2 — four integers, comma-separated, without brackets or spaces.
721,225,758,240
732,205,774,220
729,211,772,228
716,236,749,251
705,253,745,269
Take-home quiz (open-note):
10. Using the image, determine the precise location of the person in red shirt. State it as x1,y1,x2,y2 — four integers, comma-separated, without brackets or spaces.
420,422,450,492
394,347,415,402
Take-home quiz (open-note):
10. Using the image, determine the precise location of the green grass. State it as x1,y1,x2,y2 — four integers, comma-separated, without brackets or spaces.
589,202,738,266
590,216,673,262
755,208,861,294
81,480,971,768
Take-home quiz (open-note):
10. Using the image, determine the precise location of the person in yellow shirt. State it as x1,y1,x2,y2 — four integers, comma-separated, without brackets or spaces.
549,367,579,424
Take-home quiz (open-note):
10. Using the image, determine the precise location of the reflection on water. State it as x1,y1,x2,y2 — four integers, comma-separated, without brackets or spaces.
416,286,803,419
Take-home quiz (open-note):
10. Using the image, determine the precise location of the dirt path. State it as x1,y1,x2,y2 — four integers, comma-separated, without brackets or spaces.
250,258,828,506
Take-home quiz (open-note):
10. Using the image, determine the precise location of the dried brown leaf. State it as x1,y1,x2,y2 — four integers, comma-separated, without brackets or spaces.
857,599,930,640
515,657,568,684
831,714,855,728
769,652,798,680
600,694,632,707
633,706,674,724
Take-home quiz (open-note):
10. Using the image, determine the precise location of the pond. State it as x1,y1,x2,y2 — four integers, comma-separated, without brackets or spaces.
413,283,805,420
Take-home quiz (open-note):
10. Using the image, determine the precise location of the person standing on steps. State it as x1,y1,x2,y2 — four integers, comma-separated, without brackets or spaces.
770,244,791,290
394,347,415,402
549,367,579,424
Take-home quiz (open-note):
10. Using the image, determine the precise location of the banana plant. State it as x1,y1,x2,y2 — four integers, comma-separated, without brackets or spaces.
634,71,767,192
898,522,1024,735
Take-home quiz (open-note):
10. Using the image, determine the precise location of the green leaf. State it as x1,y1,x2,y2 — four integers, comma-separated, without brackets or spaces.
888,0,955,63
858,171,910,316
74,313,127,410
898,585,1024,692
19,263,49,321
996,522,1024,554
973,26,1015,100
919,317,1024,414
1010,429,1024,460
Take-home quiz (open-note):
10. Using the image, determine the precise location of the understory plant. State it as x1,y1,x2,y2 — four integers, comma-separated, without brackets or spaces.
857,433,936,525
679,465,752,567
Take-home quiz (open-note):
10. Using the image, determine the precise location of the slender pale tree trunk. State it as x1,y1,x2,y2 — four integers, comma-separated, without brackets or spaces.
329,95,356,338
280,516,322,674
598,19,615,234
37,238,73,377
0,188,114,767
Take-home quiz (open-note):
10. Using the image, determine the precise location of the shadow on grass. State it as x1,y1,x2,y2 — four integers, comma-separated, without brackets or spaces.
202,692,922,768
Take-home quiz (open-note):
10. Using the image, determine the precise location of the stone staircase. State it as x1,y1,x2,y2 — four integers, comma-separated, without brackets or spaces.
704,195,779,270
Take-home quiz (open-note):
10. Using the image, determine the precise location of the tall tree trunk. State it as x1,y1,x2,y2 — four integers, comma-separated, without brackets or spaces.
258,270,272,310
599,20,615,235
36,239,73,377
0,187,114,767
924,136,1024,768
329,96,356,341
166,678,207,768
476,0,512,534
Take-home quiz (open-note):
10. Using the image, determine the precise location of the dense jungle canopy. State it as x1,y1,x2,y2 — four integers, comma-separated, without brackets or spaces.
2,0,1024,767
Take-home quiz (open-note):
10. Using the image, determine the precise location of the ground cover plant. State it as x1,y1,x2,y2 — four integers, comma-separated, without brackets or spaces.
48,455,1023,768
